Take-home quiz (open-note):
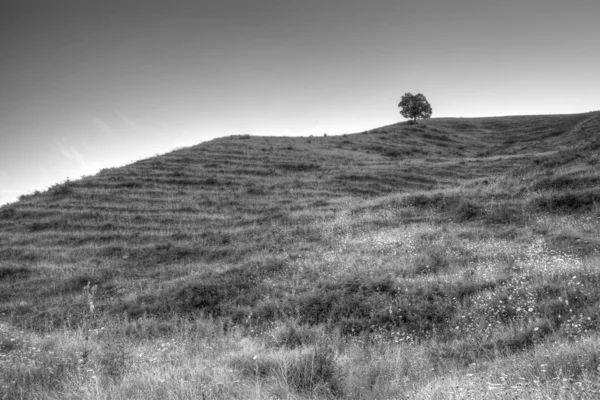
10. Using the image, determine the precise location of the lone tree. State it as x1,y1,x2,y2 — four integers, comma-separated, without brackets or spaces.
398,92,432,123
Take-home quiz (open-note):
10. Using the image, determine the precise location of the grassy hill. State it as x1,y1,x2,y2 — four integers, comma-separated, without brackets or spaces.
1,111,600,399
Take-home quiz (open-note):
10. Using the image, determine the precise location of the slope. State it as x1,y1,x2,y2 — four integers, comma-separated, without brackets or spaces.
1,111,600,399
1,111,599,325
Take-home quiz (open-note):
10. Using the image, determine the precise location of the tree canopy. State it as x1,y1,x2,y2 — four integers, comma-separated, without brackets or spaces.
398,93,432,123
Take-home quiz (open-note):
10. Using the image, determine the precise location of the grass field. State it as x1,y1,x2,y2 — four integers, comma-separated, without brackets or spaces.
1,111,600,399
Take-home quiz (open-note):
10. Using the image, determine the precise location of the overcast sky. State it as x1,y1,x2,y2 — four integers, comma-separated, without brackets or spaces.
1,0,599,205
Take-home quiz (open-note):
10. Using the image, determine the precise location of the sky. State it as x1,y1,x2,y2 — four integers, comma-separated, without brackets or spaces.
1,0,599,205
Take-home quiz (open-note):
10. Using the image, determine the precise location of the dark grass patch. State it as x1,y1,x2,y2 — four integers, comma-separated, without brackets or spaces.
533,275,600,330
47,181,76,197
535,152,583,169
409,247,450,275
382,148,404,158
59,274,108,294
293,276,497,337
0,265,31,281
96,241,241,263
277,162,320,172
495,322,553,354
530,189,600,213
0,207,17,220
484,203,528,225
428,321,553,368
26,218,70,232
403,192,485,222
453,199,484,222
427,339,497,368
0,248,39,262
403,192,457,209
246,186,268,195
114,181,143,188
548,233,600,255
130,242,206,264
0,330,25,353
115,270,502,339
268,322,319,349
169,272,259,317
532,175,600,192
121,259,287,319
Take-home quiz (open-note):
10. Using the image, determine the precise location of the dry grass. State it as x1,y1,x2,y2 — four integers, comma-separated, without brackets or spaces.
1,111,600,398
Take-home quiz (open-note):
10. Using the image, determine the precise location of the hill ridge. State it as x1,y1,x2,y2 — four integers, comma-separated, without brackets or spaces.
1,112,600,398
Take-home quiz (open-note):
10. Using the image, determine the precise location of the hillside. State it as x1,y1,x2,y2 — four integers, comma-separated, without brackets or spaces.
1,111,600,399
